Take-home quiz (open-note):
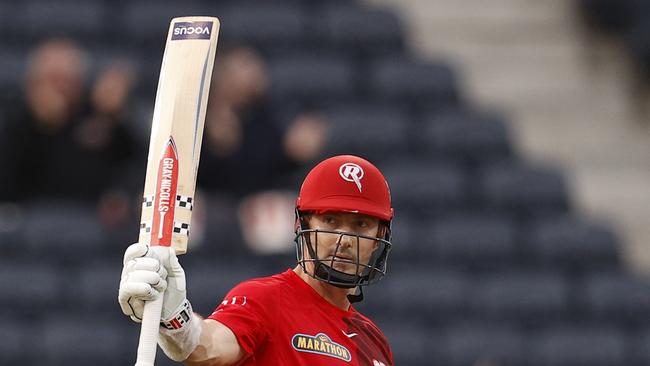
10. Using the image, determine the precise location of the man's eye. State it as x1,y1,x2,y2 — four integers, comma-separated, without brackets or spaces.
357,221,368,228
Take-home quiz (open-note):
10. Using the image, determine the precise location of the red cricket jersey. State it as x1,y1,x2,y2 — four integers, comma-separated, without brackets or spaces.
207,269,393,366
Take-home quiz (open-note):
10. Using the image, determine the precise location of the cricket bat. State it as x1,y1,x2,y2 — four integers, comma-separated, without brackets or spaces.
135,16,219,366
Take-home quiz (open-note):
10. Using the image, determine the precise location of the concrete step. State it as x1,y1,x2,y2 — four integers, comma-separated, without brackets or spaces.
375,0,578,48
365,0,650,271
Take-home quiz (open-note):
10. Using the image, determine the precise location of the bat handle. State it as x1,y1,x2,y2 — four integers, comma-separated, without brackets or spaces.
134,272,166,365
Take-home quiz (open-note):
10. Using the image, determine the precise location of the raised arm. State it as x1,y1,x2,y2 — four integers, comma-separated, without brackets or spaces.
118,243,247,365
182,317,247,366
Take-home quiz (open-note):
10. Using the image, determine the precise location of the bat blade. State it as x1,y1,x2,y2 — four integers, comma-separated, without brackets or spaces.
134,16,220,366
138,16,220,254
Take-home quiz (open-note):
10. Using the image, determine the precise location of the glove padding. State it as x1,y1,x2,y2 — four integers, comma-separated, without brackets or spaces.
118,243,187,323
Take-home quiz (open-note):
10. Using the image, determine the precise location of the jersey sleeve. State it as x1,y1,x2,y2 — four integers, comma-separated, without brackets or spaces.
207,280,273,355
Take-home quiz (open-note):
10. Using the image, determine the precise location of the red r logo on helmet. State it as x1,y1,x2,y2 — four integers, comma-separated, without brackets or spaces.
339,163,364,192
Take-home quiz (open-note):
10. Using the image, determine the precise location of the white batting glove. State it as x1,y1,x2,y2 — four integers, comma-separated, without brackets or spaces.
118,243,187,323
118,243,201,361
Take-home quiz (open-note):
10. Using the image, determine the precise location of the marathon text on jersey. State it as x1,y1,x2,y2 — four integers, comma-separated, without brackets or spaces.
291,333,352,362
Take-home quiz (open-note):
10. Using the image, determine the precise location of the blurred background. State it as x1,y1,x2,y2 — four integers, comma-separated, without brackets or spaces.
0,0,649,365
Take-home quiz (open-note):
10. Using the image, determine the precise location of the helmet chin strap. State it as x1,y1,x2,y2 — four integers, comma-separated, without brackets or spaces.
347,287,364,304
313,261,359,289
313,262,365,304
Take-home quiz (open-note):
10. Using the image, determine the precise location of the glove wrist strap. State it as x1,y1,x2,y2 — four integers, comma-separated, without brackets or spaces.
161,299,193,330
158,299,201,361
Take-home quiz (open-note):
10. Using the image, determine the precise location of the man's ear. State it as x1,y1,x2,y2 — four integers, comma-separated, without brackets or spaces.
294,217,301,232
377,223,388,238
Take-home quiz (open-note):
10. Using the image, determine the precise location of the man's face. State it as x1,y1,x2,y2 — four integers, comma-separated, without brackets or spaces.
305,212,381,276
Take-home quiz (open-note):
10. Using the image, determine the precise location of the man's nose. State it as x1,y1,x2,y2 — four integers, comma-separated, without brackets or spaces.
337,232,354,248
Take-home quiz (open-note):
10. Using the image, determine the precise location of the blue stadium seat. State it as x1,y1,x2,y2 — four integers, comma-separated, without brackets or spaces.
0,321,39,364
184,258,268,315
0,203,25,257
367,57,459,108
22,202,106,260
220,3,306,52
268,54,355,105
0,47,27,95
42,316,129,366
628,16,650,80
428,214,517,270
383,213,416,259
478,162,569,218
418,108,513,165
471,272,569,327
381,159,467,218
531,327,626,366
579,273,650,326
629,328,650,366
444,324,525,366
0,261,62,315
322,103,410,162
11,0,108,41
383,269,470,324
578,0,635,34
198,193,247,257
380,321,444,366
120,0,207,45
525,216,621,271
75,261,123,317
0,3,8,34
314,5,405,57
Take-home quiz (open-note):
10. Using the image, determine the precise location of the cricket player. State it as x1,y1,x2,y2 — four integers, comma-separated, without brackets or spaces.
119,155,395,365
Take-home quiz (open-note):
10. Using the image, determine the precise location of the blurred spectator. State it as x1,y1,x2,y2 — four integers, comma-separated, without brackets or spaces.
198,46,327,198
197,46,327,254
0,38,142,228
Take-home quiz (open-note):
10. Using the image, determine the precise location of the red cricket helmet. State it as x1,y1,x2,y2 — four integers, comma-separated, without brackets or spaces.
294,155,394,293
296,155,393,222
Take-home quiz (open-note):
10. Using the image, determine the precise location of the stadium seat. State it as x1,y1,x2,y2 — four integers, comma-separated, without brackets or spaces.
219,3,306,53
418,108,513,166
75,261,123,317
471,272,569,327
198,193,248,257
478,162,569,218
444,324,526,366
525,216,621,271
531,327,626,366
578,0,635,34
578,273,650,326
0,261,62,315
382,213,417,260
0,321,39,364
380,321,444,366
314,5,405,58
0,3,8,33
0,203,25,257
628,328,650,366
383,269,470,325
627,17,650,80
184,258,269,315
322,103,411,162
268,54,355,106
381,159,467,219
42,316,129,366
120,0,207,46
22,202,106,260
11,0,108,41
0,47,27,97
428,214,517,270
367,57,459,109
